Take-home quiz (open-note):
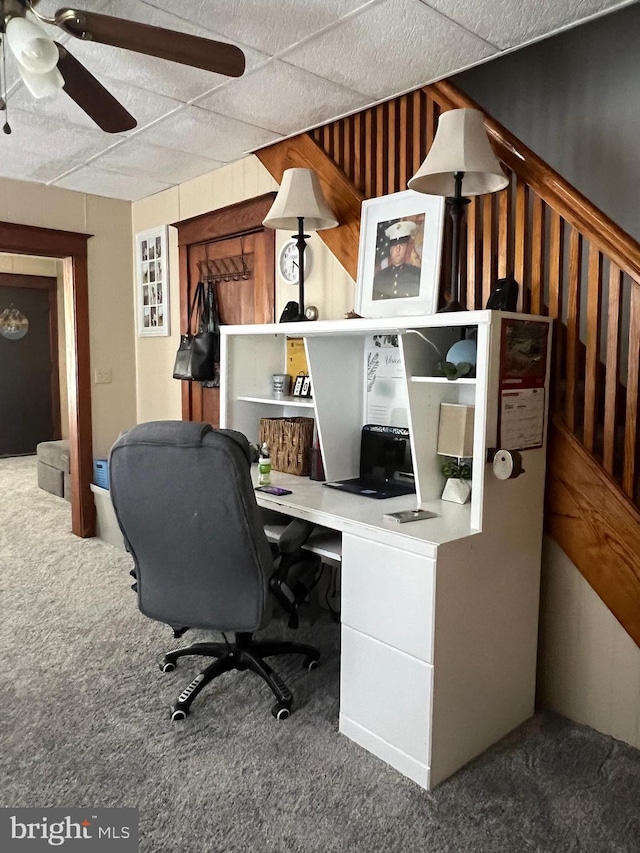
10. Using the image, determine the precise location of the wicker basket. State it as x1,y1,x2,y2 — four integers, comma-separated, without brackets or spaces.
259,417,314,476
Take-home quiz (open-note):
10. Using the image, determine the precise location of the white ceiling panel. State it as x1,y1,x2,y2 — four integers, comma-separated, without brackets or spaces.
0,145,70,184
143,0,378,55
54,165,172,200
0,107,120,182
195,59,371,135
90,138,224,183
420,0,634,50
280,0,496,100
133,105,281,162
0,0,630,199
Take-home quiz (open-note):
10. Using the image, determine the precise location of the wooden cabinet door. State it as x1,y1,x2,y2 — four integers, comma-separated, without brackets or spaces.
174,193,276,427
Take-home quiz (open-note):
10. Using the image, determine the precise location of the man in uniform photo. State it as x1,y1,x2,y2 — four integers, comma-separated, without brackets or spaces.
372,219,422,300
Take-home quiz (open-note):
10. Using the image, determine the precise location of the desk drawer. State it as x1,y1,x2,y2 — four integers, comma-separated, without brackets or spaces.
341,534,435,662
340,626,433,766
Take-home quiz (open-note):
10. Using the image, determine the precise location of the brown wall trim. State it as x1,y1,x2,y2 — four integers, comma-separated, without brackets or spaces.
0,221,94,537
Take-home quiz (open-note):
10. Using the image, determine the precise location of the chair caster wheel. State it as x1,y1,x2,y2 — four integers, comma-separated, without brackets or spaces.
160,659,176,673
170,706,188,721
271,702,291,720
303,655,320,671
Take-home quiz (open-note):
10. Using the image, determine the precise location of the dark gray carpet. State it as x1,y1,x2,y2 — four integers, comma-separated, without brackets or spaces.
2,456,640,852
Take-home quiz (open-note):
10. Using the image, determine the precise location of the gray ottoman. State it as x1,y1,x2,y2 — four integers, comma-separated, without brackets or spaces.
36,440,71,502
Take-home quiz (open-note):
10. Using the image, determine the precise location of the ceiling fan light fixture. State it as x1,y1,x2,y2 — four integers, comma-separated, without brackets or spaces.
6,15,59,74
18,63,63,99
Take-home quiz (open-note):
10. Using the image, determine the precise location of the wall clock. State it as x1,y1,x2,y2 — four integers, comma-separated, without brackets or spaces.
278,239,311,283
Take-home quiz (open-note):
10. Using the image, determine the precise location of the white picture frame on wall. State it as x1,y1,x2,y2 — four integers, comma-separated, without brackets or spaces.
136,226,170,337
355,189,445,319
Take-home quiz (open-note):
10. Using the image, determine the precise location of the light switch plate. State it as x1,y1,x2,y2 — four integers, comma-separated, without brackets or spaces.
94,368,112,384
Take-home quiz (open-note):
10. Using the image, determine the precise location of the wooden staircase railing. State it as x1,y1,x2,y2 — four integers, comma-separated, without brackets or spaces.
257,78,640,646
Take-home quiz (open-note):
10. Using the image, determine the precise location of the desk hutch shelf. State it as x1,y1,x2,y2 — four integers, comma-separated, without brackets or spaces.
220,310,551,789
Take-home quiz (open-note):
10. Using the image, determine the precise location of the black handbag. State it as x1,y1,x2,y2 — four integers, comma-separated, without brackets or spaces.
200,282,221,388
173,281,218,381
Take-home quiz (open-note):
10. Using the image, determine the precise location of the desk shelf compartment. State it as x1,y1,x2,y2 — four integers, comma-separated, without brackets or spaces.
222,334,316,443
237,395,314,409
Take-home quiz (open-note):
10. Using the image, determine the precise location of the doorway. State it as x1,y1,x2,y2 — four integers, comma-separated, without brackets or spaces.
0,222,93,537
0,274,61,456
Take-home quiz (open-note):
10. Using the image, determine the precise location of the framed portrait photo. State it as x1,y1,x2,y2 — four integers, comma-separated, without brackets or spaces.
355,189,445,319
136,226,170,337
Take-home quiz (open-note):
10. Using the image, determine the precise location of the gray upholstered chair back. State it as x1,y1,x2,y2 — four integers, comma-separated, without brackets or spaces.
109,421,274,633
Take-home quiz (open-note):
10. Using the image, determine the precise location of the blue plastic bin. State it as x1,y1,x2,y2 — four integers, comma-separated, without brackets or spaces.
93,459,109,490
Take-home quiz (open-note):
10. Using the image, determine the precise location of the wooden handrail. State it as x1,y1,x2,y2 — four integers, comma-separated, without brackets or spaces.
429,80,640,285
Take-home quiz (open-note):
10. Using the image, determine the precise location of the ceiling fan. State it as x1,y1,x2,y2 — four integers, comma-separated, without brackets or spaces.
0,0,245,133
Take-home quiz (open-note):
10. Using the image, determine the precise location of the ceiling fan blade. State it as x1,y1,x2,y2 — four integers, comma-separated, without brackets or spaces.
57,44,137,133
54,9,246,78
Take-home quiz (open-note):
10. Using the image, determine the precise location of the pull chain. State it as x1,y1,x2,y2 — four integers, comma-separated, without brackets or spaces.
1,34,11,135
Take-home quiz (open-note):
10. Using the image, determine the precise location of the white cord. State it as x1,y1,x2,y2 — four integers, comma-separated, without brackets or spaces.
406,329,443,360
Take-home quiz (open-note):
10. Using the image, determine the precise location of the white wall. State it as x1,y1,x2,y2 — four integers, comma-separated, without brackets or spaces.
539,537,640,749
0,176,136,457
131,155,354,424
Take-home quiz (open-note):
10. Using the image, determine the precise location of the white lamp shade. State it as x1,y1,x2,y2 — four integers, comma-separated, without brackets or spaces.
263,168,338,231
437,404,475,458
19,64,64,99
408,108,508,197
6,16,59,75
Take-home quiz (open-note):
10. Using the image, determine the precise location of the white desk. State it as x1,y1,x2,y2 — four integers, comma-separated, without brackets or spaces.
223,312,552,789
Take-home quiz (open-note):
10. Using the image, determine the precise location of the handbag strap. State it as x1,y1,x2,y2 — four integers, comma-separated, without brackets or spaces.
203,282,220,333
186,281,205,335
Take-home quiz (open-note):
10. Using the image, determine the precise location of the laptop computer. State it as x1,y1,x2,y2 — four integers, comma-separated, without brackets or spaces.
324,424,415,500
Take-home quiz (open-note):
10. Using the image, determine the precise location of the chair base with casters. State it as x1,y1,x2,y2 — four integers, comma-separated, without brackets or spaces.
160,632,320,721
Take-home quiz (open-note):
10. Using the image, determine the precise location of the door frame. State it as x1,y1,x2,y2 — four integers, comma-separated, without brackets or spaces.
173,192,277,422
0,272,62,443
0,221,94,537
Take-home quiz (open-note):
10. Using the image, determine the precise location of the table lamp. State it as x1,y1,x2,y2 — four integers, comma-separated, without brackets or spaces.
408,108,509,311
263,168,338,322
437,403,475,503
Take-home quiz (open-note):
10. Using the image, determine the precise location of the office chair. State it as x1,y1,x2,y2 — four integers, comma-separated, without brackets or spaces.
109,421,321,721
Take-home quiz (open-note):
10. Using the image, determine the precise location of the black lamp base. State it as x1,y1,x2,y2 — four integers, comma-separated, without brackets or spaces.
279,301,306,323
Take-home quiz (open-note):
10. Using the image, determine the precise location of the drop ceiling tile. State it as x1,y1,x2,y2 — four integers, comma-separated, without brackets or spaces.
133,105,281,162
195,59,370,135
54,165,172,200
281,0,496,99
91,138,223,183
48,0,269,103
144,0,377,54
420,0,630,50
34,0,110,13
8,78,183,137
0,107,120,183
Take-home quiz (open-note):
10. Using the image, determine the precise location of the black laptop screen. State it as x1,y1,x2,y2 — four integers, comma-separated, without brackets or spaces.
360,425,413,484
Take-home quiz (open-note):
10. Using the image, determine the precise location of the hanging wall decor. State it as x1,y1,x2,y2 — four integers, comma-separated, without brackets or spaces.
0,304,29,340
136,225,170,337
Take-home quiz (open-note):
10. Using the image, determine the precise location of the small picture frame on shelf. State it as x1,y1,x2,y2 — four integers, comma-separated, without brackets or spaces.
301,376,312,397
292,374,306,396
